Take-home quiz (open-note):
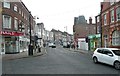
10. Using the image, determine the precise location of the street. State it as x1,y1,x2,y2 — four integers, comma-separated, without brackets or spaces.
2,45,120,74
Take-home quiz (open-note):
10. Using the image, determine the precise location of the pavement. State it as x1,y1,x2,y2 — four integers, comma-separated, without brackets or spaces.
2,47,47,60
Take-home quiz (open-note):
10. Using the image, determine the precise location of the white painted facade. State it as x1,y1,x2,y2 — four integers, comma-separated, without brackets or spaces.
78,38,88,50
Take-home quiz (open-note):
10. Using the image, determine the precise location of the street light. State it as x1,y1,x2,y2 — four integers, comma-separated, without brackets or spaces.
28,11,33,56
64,26,67,42
100,4,103,47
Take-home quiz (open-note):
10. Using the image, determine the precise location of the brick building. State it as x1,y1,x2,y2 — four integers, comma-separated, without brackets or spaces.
100,1,120,48
51,29,63,42
1,1,35,54
51,29,73,44
73,16,96,50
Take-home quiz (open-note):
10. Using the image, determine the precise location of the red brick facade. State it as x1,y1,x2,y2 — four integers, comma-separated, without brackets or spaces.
1,1,35,54
2,2,35,34
101,1,120,49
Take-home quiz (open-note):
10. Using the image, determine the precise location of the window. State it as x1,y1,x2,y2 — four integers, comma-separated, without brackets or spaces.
116,6,120,21
24,15,26,19
103,14,107,25
97,49,103,54
14,17,18,30
97,26,100,33
3,15,11,28
110,10,114,23
19,8,21,15
112,50,120,56
22,12,23,17
116,0,120,2
112,31,120,46
14,4,17,12
103,49,112,55
110,2,115,5
3,2,10,8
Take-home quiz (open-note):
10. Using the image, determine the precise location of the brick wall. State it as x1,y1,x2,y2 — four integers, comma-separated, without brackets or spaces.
2,2,34,33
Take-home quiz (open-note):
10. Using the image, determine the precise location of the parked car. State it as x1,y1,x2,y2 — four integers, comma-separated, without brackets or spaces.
63,42,67,48
48,42,56,48
62,42,70,48
92,48,120,70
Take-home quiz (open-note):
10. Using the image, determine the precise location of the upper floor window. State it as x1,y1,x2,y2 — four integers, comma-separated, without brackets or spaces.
14,4,17,12
110,2,114,5
116,0,120,2
116,6,120,21
97,26,100,34
19,8,21,15
3,2,10,8
14,17,18,30
3,15,11,28
112,30,120,46
24,15,26,19
103,14,107,25
110,9,114,23
22,11,24,17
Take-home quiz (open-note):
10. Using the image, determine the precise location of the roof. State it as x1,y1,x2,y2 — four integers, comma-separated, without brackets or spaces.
97,48,120,50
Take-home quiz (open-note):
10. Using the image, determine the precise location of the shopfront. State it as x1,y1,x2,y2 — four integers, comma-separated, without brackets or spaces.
88,34,101,51
0,31,24,54
19,36,29,52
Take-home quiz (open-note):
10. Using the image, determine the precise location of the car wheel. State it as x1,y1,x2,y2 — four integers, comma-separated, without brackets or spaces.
93,57,98,64
114,61,120,70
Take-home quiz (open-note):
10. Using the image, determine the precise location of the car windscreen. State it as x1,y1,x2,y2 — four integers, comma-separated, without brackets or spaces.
112,50,120,56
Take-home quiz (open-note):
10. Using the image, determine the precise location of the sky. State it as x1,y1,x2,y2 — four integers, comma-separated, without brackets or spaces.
22,0,103,34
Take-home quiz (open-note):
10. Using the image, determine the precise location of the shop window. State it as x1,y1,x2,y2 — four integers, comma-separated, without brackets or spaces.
3,2,10,8
112,30,120,46
3,15,11,29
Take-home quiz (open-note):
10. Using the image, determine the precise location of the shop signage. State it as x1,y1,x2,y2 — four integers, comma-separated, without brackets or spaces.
0,31,24,36
88,34,101,39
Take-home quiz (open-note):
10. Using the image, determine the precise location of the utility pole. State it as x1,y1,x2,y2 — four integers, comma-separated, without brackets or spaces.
100,4,103,47
64,26,67,42
28,11,33,56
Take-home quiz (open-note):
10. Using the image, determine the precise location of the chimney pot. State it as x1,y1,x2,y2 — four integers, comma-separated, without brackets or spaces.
89,17,92,24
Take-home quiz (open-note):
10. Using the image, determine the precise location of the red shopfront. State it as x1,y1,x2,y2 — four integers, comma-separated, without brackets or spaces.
0,31,24,54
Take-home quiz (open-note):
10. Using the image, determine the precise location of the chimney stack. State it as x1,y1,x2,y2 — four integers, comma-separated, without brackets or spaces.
89,17,92,24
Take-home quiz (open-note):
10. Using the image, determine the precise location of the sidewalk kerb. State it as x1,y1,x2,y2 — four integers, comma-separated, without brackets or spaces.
2,47,47,60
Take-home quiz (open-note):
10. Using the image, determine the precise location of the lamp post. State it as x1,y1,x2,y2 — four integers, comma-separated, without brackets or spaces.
100,4,103,47
64,26,67,42
28,11,33,56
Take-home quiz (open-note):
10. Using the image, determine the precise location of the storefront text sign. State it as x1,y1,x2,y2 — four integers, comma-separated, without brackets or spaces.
0,31,24,36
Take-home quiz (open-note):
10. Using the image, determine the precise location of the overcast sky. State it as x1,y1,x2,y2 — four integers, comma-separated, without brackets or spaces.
22,0,103,34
